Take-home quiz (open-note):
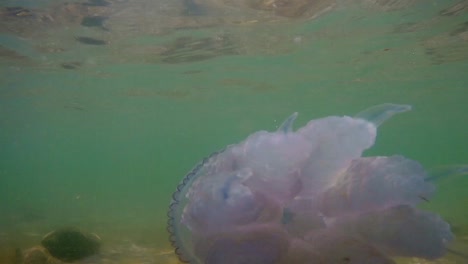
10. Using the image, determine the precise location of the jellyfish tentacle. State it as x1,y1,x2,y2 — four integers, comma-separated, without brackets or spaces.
355,103,411,126
426,165,468,181
277,112,298,133
167,149,227,263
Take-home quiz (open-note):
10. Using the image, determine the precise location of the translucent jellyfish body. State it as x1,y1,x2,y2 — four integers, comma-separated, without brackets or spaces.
168,104,457,264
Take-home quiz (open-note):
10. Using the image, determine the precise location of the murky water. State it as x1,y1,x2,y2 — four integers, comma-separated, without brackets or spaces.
1,0,467,263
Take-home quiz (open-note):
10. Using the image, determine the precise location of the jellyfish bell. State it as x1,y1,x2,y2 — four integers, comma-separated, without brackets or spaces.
168,104,462,264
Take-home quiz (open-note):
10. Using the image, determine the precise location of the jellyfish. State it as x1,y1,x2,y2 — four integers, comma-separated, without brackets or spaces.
168,103,465,264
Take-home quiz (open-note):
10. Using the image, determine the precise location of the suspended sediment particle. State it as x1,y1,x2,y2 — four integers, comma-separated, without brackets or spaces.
75,36,108,45
2,6,34,17
60,61,82,69
82,0,110,7
80,16,108,28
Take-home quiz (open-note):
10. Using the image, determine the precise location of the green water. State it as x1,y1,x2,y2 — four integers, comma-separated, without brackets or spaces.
1,0,467,263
